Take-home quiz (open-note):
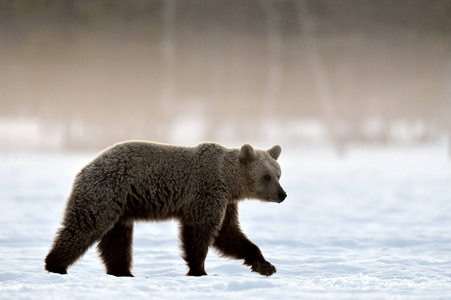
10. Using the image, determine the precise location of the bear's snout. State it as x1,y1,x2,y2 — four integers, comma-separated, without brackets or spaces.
278,191,287,202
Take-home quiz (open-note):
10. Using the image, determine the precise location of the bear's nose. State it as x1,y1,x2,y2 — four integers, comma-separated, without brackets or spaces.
278,191,287,201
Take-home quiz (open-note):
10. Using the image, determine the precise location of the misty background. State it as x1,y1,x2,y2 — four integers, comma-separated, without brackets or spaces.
1,0,450,152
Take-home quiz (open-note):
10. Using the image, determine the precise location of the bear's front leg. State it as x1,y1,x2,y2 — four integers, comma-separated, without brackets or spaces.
213,203,277,276
180,223,217,276
179,194,227,276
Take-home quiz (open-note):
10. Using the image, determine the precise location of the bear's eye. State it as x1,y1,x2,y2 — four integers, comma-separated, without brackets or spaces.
264,175,271,181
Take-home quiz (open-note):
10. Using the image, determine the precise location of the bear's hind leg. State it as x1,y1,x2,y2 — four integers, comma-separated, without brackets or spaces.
45,196,123,275
97,220,134,277
45,224,100,274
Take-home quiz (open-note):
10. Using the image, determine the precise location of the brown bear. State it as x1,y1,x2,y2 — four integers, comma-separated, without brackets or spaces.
45,141,287,277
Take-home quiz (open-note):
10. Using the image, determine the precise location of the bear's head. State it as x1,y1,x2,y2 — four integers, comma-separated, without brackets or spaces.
239,144,287,203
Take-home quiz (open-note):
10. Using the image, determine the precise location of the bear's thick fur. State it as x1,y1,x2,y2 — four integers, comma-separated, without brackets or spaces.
45,141,286,276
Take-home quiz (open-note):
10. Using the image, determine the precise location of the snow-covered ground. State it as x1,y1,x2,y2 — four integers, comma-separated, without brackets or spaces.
1,144,451,299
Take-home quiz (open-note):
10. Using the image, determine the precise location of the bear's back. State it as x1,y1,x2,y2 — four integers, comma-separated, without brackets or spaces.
78,141,228,195
86,141,197,184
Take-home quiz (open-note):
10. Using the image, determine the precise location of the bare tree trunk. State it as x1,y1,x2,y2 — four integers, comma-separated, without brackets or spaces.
260,0,283,142
160,0,177,141
229,7,248,142
261,0,282,112
447,59,451,159
295,0,342,153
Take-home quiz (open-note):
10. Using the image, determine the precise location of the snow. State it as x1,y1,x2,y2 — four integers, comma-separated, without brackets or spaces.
1,145,451,299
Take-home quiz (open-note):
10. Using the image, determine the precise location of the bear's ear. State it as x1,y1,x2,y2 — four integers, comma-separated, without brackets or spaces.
268,145,281,160
239,144,257,163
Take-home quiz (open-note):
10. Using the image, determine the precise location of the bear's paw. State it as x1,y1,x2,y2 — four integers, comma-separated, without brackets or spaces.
251,261,276,276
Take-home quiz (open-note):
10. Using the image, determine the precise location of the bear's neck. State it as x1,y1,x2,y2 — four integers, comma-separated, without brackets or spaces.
222,150,248,202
